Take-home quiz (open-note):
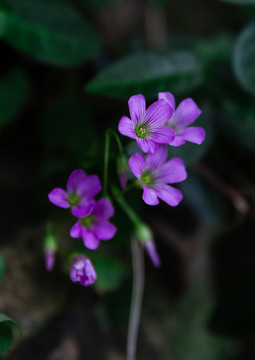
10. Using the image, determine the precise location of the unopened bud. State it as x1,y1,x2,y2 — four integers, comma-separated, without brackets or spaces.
117,154,129,190
70,256,97,287
43,231,57,272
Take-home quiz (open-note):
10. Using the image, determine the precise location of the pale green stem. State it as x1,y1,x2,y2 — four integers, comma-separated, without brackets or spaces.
103,131,110,196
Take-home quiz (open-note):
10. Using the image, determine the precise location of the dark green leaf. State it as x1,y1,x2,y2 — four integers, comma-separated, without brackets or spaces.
0,67,28,129
209,270,255,337
0,0,100,66
0,253,4,280
233,22,255,95
0,314,21,355
86,51,203,99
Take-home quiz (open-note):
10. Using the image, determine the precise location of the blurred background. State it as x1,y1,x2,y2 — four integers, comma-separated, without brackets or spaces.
0,0,255,359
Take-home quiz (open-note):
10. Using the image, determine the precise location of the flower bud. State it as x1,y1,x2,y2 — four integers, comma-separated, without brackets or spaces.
43,231,57,271
70,256,97,287
117,154,129,190
134,222,161,267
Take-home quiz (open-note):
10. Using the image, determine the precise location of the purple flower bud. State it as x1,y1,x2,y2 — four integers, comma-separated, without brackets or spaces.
144,240,161,268
43,231,57,272
117,154,129,190
44,250,55,272
70,256,97,287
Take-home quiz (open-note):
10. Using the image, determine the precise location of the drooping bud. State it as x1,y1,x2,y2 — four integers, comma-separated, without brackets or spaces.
70,256,97,287
134,222,161,267
43,231,58,271
117,153,129,190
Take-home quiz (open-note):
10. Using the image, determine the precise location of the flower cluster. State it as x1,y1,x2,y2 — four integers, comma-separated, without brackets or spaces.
118,92,205,263
48,169,116,286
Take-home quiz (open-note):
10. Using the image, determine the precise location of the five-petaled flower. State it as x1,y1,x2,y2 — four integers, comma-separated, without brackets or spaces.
70,198,117,250
118,94,175,153
129,145,187,206
158,92,205,147
48,169,101,218
70,256,97,287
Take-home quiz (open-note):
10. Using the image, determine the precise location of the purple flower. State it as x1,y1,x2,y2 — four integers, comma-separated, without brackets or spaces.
118,94,175,153
44,250,55,272
48,169,101,218
70,198,117,250
70,256,97,287
158,92,206,146
129,145,187,206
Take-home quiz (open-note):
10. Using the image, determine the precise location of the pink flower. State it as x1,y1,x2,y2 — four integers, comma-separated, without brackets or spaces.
129,145,187,206
158,92,205,146
70,198,116,249
48,169,101,218
118,94,174,153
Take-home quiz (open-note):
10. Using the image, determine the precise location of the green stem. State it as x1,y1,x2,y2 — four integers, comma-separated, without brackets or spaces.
107,129,124,153
103,131,110,196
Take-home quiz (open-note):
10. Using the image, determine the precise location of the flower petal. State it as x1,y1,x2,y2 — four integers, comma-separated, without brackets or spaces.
157,158,187,184
177,126,206,145
70,221,83,238
142,185,159,205
48,188,69,208
67,169,87,193
145,144,168,170
93,220,117,240
71,199,95,218
145,99,173,126
129,152,145,179
93,198,114,219
171,98,201,127
118,116,136,139
79,175,101,199
128,94,146,125
137,139,157,153
154,184,183,206
149,125,175,144
82,231,100,250
158,92,175,111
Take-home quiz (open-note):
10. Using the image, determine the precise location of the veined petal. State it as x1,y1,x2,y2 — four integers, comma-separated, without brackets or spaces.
70,221,83,238
157,158,187,184
158,92,175,111
48,188,69,208
93,198,114,219
145,144,168,170
137,139,157,153
82,231,100,250
142,185,159,205
71,199,95,218
93,220,117,240
177,126,206,145
154,184,183,206
172,98,201,127
118,116,136,139
169,134,186,147
79,175,101,199
128,94,146,125
129,152,145,178
67,169,87,193
145,99,173,126
149,125,175,144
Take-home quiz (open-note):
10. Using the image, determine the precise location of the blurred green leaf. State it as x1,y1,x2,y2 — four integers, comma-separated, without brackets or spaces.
209,270,255,336
218,0,255,3
0,314,21,355
167,104,214,166
86,51,204,99
0,0,100,66
233,22,255,95
77,0,123,10
0,67,28,129
0,253,4,280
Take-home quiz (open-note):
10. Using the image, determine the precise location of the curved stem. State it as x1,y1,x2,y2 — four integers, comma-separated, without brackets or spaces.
127,236,145,360
108,129,124,153
111,185,140,225
103,131,110,196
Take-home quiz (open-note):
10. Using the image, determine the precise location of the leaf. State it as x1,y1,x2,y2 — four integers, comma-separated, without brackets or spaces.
0,314,21,355
218,0,255,3
0,253,4,280
209,270,255,337
233,22,255,95
0,67,28,129
86,51,203,99
0,0,100,67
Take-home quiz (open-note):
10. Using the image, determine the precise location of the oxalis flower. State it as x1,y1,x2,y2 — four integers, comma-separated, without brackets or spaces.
129,145,187,206
158,92,206,146
70,198,117,250
70,256,97,287
118,94,175,153
48,169,101,218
